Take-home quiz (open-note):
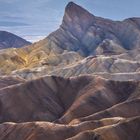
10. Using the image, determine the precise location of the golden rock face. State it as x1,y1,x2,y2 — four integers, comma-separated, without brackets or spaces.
0,40,83,76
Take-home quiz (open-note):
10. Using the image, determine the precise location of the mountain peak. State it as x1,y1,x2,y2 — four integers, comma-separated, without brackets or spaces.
65,2,79,10
62,2,94,31
66,1,76,7
65,2,93,17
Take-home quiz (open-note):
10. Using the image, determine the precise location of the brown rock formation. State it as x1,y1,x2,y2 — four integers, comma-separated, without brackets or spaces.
0,117,125,140
0,2,140,79
66,117,140,140
0,75,138,121
0,2,140,140
0,75,139,139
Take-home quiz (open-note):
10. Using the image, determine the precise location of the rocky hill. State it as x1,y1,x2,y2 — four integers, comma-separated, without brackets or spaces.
0,75,140,140
0,2,140,79
0,2,140,140
47,2,140,56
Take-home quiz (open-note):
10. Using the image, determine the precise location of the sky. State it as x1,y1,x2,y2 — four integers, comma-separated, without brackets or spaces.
0,0,140,42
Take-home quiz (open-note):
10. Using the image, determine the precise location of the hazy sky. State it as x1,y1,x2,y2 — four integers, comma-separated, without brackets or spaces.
0,0,140,42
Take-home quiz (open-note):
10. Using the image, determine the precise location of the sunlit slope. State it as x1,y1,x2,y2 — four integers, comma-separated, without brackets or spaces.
0,40,82,75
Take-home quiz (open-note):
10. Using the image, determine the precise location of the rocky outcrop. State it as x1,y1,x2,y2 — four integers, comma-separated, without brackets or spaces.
0,2,140,140
46,2,140,56
0,2,140,78
95,39,126,55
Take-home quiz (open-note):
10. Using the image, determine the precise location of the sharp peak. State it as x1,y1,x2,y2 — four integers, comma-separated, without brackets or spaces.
66,2,79,8
65,1,94,16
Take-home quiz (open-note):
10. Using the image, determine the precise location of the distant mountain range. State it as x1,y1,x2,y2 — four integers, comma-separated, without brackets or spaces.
0,2,140,140
0,31,31,49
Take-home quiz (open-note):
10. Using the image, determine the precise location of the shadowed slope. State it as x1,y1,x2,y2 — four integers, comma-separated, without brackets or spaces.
0,76,25,89
0,75,139,140
0,75,138,124
0,75,92,123
0,74,139,140
67,117,140,140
